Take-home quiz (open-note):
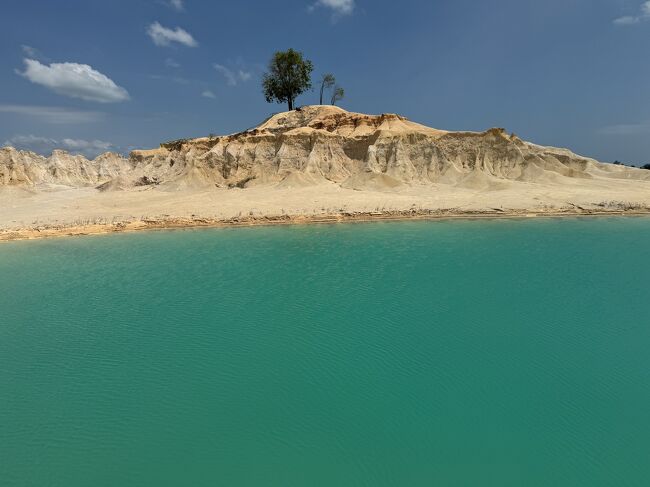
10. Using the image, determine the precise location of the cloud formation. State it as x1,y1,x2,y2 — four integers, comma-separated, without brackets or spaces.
17,59,129,103
312,0,355,15
614,1,650,25
599,122,650,135
169,0,184,11
201,90,216,99
147,22,198,47
21,45,40,58
3,134,114,157
213,64,252,86
0,104,104,124
61,138,113,154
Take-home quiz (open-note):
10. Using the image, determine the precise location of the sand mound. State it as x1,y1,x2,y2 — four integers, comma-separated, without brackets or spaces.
341,172,403,191
3,106,649,194
0,147,132,188
276,171,324,189
96,176,132,192
454,171,511,191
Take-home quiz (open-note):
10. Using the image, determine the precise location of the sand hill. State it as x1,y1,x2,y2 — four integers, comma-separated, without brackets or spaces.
2,105,649,191
1,106,649,240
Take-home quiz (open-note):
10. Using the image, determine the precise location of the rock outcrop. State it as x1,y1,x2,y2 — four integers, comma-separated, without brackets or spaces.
2,105,649,191
0,148,131,188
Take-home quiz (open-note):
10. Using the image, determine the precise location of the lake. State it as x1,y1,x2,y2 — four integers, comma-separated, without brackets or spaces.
1,218,649,486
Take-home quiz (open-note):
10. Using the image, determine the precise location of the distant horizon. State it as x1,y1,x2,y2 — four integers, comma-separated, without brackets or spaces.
2,0,649,165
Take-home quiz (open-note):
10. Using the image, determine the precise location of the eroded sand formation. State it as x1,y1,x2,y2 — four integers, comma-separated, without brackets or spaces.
3,105,649,192
1,106,649,240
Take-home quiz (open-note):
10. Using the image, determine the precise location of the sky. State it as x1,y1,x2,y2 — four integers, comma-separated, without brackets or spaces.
1,0,649,164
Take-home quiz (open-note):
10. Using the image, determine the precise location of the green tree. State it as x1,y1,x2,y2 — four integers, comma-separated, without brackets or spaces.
642,163,650,170
319,74,336,105
262,49,313,111
331,86,345,106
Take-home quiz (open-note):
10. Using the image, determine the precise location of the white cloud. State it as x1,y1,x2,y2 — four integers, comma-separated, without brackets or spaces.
614,1,650,25
17,59,129,103
147,21,198,47
21,45,40,57
214,64,237,86
3,135,57,152
201,90,216,99
61,138,112,153
213,64,252,86
0,104,104,124
644,1,650,15
165,57,181,68
614,15,640,25
3,135,114,157
312,0,355,15
169,0,184,11
599,122,650,135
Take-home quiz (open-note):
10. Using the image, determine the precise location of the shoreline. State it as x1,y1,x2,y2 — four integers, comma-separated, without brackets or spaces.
2,207,650,243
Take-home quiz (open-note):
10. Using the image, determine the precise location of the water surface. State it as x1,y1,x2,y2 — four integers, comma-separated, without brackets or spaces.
1,218,650,486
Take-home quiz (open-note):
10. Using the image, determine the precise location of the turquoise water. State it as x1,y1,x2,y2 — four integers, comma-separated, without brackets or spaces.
1,218,650,487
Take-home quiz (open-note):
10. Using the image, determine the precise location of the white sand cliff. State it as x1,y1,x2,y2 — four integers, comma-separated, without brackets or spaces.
1,106,649,240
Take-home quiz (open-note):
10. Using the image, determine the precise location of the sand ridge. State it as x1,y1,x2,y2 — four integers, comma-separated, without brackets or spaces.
1,106,649,240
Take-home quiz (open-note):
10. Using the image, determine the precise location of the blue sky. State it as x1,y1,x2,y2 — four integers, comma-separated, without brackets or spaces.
1,0,649,164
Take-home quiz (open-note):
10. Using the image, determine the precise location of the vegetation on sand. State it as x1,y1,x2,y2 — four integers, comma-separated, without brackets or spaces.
331,86,345,106
262,49,313,111
319,74,336,105
263,50,345,110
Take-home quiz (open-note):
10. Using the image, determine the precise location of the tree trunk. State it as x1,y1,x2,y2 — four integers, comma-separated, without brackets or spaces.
319,82,324,105
288,97,293,111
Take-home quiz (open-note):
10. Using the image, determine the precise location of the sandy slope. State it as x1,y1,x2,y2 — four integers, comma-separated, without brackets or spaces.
1,179,649,241
1,106,649,240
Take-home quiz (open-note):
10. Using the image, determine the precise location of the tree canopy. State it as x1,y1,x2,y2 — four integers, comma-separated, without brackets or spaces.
262,49,313,111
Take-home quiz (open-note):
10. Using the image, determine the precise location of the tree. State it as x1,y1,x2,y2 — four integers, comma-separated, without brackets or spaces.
331,86,345,106
319,74,336,105
642,163,650,170
262,49,313,111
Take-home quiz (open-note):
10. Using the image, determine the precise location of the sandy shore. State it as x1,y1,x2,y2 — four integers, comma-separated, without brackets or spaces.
2,180,649,242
